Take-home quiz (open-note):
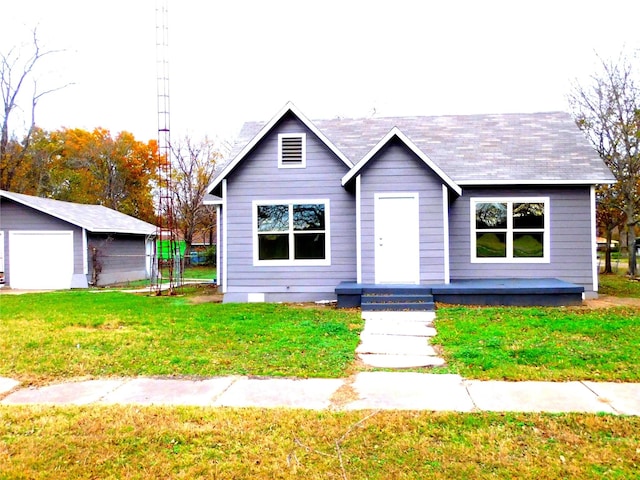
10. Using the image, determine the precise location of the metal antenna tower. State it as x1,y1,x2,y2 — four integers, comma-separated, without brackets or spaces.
154,0,181,294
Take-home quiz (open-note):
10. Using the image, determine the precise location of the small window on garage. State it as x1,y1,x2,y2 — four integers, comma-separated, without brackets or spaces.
278,133,306,168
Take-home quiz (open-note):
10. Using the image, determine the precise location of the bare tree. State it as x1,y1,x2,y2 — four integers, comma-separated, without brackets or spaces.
1,28,71,191
171,136,220,257
569,51,640,276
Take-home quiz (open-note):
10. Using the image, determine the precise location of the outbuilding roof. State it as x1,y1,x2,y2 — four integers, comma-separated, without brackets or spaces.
220,106,615,186
0,190,156,235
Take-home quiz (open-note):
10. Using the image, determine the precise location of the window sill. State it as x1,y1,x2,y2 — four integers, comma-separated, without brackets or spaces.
471,257,550,264
253,259,331,267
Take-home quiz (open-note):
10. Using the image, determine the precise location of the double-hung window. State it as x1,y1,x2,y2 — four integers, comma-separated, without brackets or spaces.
471,197,549,263
253,200,330,265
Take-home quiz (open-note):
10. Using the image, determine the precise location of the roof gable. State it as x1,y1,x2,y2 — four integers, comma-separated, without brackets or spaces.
0,190,156,235
342,127,462,195
208,102,353,193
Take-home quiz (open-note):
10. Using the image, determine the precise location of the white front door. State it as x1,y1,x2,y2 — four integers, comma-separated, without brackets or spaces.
374,193,420,284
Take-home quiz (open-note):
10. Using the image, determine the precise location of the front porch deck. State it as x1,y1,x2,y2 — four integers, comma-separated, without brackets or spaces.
336,278,584,309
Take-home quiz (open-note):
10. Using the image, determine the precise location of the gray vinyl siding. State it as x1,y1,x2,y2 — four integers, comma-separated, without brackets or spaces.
449,186,596,293
87,233,149,286
0,198,84,285
224,114,356,301
359,140,446,284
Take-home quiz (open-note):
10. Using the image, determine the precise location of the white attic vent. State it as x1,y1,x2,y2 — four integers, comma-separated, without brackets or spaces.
278,133,306,168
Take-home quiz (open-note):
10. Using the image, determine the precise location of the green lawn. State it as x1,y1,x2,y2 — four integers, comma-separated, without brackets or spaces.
1,284,639,478
0,290,362,384
1,406,638,479
599,273,640,298
2,285,639,384
432,305,640,381
166,265,217,280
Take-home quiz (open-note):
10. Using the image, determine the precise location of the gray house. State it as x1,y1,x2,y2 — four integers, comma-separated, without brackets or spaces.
0,190,156,289
206,103,615,307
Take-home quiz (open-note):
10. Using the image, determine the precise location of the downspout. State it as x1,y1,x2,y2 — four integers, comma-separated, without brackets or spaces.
82,228,88,275
442,185,450,284
222,178,228,293
356,175,362,284
216,204,221,287
590,185,598,296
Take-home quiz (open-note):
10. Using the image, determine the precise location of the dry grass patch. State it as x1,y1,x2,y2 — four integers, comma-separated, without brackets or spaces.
1,406,638,479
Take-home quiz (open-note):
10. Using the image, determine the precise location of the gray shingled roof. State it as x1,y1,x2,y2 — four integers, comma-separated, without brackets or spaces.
224,111,614,184
1,190,156,235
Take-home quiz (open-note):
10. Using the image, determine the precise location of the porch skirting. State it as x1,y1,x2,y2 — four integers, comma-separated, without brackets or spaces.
336,278,584,308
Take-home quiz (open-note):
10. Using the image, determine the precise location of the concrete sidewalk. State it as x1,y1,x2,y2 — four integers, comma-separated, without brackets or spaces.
2,374,639,415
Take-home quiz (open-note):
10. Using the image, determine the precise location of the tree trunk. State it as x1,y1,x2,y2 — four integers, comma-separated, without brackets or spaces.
628,224,637,277
604,229,613,274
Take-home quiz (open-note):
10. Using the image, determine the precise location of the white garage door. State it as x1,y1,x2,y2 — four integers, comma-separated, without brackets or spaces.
9,231,74,290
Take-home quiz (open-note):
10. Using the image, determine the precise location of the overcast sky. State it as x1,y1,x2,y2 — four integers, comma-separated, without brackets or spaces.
2,0,639,145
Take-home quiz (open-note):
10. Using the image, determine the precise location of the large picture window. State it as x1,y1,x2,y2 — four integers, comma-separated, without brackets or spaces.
253,200,330,265
471,198,549,263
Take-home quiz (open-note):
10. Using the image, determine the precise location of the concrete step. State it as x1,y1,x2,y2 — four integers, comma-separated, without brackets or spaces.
362,311,436,323
361,294,434,304
358,354,446,368
356,335,438,356
362,287,432,296
361,302,436,312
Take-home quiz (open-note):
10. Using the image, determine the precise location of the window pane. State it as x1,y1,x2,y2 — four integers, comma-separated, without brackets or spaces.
293,204,325,231
476,232,506,257
476,203,507,229
513,203,544,229
258,234,289,260
514,232,544,257
257,205,289,231
294,233,325,259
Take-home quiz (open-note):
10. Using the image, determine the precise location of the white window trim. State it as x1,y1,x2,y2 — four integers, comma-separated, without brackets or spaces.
277,133,306,169
470,196,550,264
252,199,331,266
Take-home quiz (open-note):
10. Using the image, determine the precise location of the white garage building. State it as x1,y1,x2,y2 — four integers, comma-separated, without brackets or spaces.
0,190,156,289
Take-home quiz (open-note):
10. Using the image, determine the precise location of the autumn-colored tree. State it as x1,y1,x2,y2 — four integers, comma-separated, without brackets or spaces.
170,136,220,256
4,126,158,223
596,183,626,273
48,127,158,222
569,51,640,276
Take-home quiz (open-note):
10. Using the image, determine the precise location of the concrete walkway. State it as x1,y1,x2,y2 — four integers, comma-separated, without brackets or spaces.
1,310,638,415
357,311,445,368
1,374,639,415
